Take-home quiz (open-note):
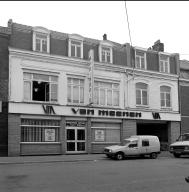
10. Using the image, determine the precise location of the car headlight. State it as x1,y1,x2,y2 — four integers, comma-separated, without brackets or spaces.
184,146,189,150
170,146,173,150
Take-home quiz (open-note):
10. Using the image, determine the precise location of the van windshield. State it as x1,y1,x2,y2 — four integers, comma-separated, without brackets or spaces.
177,134,189,141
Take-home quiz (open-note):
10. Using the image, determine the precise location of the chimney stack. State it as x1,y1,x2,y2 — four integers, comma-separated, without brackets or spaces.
152,40,164,52
103,34,107,40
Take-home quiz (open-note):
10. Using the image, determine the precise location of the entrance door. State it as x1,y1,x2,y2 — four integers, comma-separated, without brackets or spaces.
66,127,86,153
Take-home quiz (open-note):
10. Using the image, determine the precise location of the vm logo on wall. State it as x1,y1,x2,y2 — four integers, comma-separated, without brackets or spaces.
152,112,161,120
42,105,56,115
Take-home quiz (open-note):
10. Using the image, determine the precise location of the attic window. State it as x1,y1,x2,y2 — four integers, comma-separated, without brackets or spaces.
33,27,50,53
68,34,84,59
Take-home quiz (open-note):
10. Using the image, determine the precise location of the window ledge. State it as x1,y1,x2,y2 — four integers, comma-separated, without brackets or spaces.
160,107,172,111
20,142,61,144
136,105,149,109
23,100,59,105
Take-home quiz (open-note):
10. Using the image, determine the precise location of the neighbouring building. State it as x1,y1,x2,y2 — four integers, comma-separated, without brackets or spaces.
5,20,181,156
179,59,189,134
0,25,10,156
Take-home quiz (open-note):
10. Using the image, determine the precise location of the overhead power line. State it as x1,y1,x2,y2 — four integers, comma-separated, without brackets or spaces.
124,1,132,46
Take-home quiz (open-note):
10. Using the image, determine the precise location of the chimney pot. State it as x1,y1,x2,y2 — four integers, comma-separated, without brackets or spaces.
103,34,107,40
152,39,164,52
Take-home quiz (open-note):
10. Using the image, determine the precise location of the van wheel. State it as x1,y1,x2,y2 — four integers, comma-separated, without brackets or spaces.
116,152,124,160
150,153,157,159
173,153,181,158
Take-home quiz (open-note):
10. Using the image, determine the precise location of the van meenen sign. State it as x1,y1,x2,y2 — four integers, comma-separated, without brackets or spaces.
71,108,142,118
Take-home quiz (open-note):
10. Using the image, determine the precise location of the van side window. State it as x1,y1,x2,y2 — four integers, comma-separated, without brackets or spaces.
129,141,138,148
142,140,149,147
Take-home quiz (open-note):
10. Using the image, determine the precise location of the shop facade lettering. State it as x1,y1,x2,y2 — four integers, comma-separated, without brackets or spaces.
71,108,142,118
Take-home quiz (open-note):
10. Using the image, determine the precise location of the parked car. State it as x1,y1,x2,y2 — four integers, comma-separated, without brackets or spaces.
169,133,189,158
104,135,161,160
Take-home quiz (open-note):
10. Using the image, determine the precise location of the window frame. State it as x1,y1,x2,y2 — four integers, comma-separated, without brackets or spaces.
99,41,113,64
160,85,172,109
23,72,58,103
21,119,60,143
135,49,146,70
68,34,84,59
32,26,50,53
159,54,170,73
135,82,149,107
67,76,85,105
93,80,120,107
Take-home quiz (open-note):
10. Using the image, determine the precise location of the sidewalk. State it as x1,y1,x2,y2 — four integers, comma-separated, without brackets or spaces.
0,151,172,165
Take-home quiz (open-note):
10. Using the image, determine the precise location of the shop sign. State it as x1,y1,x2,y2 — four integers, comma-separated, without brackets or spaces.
66,121,86,127
71,107,142,118
42,105,56,115
152,112,161,119
45,129,55,142
95,130,105,141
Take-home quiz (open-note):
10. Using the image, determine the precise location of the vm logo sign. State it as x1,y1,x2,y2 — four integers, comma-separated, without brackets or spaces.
42,105,56,115
152,112,161,120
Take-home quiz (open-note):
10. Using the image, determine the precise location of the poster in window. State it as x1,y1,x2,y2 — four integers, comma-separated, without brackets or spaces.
95,130,104,141
45,129,55,142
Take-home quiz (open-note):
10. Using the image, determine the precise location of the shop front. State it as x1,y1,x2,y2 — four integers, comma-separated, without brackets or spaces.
8,102,181,156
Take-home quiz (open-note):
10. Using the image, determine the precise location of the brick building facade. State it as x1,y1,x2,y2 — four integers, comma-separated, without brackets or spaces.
0,19,182,156
179,60,189,134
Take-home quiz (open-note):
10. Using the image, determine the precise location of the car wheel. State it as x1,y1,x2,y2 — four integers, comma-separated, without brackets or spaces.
173,153,181,158
116,152,124,160
150,152,157,159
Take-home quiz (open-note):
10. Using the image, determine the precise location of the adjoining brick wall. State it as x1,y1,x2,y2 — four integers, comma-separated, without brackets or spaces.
8,114,21,156
20,144,61,155
60,116,66,154
86,118,92,154
168,121,180,144
180,86,189,116
0,102,8,156
122,119,137,140
181,117,189,134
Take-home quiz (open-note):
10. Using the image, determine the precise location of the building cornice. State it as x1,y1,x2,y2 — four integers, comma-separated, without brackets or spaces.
9,47,179,81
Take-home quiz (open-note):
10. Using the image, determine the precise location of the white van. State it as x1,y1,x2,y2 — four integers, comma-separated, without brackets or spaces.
104,135,161,160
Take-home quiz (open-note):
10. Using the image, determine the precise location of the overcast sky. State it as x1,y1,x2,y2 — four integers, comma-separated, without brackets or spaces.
1,1,189,60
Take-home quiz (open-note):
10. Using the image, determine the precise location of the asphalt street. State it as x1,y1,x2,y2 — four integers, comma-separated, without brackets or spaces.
0,154,189,192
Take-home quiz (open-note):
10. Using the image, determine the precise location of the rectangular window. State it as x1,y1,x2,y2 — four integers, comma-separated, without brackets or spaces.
92,123,120,143
160,86,171,108
23,72,58,102
35,33,48,53
71,40,82,58
67,77,84,104
142,140,149,147
94,81,119,107
159,55,169,73
21,119,60,142
101,47,111,63
135,50,146,69
136,83,148,106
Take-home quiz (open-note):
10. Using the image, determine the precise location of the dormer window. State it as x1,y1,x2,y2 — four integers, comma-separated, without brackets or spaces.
101,46,111,63
135,50,146,69
68,34,84,59
33,27,50,53
159,54,170,73
99,43,113,64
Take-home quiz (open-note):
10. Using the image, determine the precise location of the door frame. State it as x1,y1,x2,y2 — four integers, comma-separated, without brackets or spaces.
66,126,86,154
